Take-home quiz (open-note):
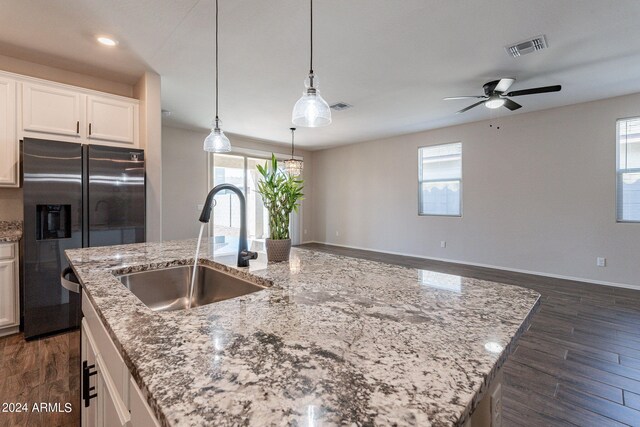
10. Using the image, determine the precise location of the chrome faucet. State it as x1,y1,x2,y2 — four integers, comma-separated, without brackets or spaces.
199,183,258,267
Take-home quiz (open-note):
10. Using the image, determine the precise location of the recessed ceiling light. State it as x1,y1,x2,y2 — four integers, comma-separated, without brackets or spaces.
96,36,118,47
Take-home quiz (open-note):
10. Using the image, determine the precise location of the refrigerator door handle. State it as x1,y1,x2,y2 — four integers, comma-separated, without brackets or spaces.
61,266,80,294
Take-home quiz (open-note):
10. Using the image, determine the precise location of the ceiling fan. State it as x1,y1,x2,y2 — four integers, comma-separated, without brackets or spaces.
444,78,561,113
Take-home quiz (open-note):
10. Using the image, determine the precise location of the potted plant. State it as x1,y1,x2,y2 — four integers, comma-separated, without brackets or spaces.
256,154,304,262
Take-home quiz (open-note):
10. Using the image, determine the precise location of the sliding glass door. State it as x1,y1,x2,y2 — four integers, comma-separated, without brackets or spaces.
210,153,296,255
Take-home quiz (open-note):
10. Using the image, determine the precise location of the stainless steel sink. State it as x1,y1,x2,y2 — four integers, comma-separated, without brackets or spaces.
117,265,266,311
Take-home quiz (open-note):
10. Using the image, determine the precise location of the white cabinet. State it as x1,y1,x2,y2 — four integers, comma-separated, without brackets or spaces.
82,320,99,427
97,353,132,427
87,95,137,145
22,82,83,138
0,77,17,186
82,319,131,427
16,73,139,148
0,242,19,335
82,293,159,427
129,378,160,427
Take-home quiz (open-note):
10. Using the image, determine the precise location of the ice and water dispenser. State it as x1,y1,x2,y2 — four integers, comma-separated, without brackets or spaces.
36,204,72,240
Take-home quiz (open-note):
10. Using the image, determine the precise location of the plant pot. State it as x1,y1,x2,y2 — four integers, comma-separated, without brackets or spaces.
265,238,291,262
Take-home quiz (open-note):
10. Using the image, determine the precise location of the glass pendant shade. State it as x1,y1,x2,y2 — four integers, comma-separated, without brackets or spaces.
284,158,303,176
203,127,231,152
292,75,331,127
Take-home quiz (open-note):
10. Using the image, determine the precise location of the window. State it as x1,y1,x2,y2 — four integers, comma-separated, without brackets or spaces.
617,118,640,222
210,152,299,255
419,142,462,216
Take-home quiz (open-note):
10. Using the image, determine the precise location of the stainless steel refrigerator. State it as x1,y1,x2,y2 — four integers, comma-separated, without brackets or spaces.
22,138,145,339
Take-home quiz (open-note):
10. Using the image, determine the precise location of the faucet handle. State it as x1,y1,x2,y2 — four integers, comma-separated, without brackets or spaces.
240,250,258,261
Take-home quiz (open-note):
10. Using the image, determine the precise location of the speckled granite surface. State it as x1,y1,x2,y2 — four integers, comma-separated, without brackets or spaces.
0,220,22,242
66,239,540,427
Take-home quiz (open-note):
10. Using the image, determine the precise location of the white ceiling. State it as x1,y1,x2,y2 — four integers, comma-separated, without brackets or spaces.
1,0,640,149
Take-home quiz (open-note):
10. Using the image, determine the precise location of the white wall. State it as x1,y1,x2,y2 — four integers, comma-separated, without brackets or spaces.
134,72,163,242
312,92,640,288
162,126,314,242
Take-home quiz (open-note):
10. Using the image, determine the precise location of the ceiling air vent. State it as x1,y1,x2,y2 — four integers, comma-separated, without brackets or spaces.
505,35,548,58
330,102,352,111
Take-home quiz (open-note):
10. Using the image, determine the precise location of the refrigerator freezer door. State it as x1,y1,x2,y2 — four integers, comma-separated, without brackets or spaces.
23,138,82,339
87,145,145,247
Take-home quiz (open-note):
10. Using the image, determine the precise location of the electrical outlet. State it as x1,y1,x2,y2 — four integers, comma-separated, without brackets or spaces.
304,229,308,235
491,383,502,427
197,203,204,211
440,241,446,248
596,257,606,267
335,231,340,237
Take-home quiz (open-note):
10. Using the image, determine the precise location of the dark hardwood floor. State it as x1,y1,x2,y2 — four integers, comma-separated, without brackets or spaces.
0,331,79,427
300,243,640,427
2,244,640,426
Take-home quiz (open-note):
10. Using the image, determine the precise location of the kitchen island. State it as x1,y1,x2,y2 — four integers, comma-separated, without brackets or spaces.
66,239,540,427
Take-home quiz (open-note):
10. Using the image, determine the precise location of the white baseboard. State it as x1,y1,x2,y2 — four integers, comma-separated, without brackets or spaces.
0,326,19,338
301,241,640,292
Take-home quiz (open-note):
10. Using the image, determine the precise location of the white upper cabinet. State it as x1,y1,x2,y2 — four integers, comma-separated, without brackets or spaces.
87,95,137,145
22,82,83,137
16,73,139,148
0,77,17,186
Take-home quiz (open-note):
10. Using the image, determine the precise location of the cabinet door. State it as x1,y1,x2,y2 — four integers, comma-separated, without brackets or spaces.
81,320,98,427
0,77,17,186
0,257,17,328
22,82,82,137
96,354,131,427
87,95,137,145
129,377,160,427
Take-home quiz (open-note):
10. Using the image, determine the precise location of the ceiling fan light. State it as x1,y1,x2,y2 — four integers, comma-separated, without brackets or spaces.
485,97,506,109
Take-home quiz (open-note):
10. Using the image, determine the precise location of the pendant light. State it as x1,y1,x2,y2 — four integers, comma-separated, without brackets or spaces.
284,128,303,176
203,0,231,152
292,0,331,127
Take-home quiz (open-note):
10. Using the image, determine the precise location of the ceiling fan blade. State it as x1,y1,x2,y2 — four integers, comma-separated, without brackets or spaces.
457,100,485,114
506,85,561,97
443,96,485,100
503,98,522,111
494,78,515,93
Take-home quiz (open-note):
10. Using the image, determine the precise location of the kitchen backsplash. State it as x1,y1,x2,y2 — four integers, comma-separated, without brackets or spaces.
0,188,23,220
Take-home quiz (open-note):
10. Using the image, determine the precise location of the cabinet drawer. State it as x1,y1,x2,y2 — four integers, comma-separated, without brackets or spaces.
82,292,128,401
0,244,14,260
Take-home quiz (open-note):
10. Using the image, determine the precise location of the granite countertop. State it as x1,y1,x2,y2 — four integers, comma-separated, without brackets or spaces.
66,239,540,427
0,220,22,242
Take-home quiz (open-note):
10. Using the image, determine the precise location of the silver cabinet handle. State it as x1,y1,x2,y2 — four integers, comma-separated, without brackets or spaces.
61,266,80,293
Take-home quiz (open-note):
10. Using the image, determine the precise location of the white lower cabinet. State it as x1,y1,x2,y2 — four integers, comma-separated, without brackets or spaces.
82,293,160,427
0,242,19,335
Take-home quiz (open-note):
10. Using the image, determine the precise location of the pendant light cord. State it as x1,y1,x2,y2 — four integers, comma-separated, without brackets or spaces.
215,0,220,125
290,128,296,157
309,0,313,74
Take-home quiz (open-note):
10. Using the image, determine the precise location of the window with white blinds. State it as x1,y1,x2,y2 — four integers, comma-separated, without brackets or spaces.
617,118,640,222
419,142,462,216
